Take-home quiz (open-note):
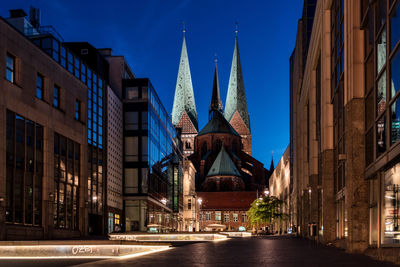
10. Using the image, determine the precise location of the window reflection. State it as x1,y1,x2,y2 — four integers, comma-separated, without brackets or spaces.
384,163,400,244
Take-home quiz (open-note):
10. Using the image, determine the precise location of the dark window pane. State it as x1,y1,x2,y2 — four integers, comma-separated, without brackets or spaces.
391,2,400,51
377,71,387,115
391,49,400,98
391,96,400,144
6,53,15,83
53,85,60,108
377,115,387,157
36,74,44,100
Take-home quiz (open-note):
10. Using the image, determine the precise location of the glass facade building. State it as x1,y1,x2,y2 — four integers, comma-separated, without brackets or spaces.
30,34,106,234
123,78,183,232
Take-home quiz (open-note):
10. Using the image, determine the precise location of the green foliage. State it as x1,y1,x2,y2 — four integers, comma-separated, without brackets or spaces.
247,196,287,227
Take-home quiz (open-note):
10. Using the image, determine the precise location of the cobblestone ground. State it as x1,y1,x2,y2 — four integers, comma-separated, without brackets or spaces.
0,236,397,267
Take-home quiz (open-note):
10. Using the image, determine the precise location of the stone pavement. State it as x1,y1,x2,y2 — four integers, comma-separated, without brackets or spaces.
0,236,397,267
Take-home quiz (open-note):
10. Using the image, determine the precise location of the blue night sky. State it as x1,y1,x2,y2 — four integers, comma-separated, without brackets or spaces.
2,0,303,167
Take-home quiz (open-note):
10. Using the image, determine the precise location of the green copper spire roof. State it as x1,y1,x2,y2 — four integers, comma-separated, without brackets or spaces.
207,146,241,177
172,35,198,130
224,37,251,132
198,111,240,137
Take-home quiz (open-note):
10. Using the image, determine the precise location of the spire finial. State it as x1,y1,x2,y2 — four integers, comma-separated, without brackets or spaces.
234,21,238,36
182,21,186,35
214,53,218,65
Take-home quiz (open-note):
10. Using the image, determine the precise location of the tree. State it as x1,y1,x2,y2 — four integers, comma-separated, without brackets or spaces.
247,196,287,227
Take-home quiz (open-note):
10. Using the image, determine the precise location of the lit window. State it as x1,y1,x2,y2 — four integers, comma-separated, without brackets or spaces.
241,213,247,223
215,212,221,221
75,100,81,120
6,53,15,83
233,213,238,222
36,73,44,100
125,87,139,99
224,213,230,222
53,85,60,108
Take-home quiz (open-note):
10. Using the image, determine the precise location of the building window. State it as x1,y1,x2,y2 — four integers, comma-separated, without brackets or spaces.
233,213,238,222
6,53,15,83
383,163,400,245
188,199,192,210
224,213,230,222
125,137,138,161
6,110,43,225
125,111,139,130
75,100,81,120
205,213,211,221
53,133,80,230
53,85,60,108
241,213,247,223
108,212,114,233
215,212,221,221
126,87,139,100
36,73,44,100
125,168,138,193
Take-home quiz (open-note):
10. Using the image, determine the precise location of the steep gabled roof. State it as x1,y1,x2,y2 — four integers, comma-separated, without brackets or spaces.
207,146,241,177
172,36,198,130
224,37,251,132
198,111,240,136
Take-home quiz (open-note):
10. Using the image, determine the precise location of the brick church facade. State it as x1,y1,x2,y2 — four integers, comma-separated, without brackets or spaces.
172,32,271,231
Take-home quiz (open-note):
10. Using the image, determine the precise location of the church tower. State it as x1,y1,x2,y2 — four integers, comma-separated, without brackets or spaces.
209,60,223,120
172,32,198,156
224,33,252,155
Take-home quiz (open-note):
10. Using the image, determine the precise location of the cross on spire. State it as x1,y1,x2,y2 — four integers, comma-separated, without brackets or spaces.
234,21,239,36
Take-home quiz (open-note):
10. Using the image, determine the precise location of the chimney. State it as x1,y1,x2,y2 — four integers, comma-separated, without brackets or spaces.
9,9,27,18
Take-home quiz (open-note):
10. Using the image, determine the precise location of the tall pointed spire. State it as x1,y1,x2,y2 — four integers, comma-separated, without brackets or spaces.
172,31,198,131
224,33,251,132
209,58,223,119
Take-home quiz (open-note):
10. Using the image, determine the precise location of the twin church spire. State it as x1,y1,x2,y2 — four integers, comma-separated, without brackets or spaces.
171,34,198,131
172,28,251,139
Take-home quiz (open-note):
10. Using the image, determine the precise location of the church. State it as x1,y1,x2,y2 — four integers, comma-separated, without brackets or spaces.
172,31,272,231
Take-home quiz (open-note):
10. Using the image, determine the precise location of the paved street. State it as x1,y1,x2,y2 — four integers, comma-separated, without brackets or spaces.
0,236,397,267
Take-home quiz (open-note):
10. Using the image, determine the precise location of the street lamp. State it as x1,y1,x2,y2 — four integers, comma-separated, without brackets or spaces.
197,198,202,231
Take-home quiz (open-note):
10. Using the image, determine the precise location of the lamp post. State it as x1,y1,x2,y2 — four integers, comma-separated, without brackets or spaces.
197,198,202,231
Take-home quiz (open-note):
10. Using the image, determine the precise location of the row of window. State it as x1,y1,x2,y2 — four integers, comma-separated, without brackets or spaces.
5,110,43,225
5,53,82,121
201,212,247,223
364,0,400,166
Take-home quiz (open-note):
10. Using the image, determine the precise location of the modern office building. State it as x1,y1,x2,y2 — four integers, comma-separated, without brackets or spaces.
123,78,184,232
0,9,92,239
290,0,400,262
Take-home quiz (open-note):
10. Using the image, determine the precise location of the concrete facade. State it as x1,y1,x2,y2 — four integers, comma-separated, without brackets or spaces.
291,0,400,263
